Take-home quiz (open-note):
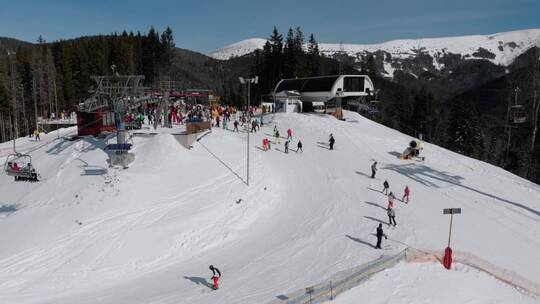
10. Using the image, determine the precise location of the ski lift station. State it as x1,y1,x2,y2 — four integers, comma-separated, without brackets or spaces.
272,75,377,114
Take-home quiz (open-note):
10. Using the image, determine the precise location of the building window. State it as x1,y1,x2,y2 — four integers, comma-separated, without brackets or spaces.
344,77,365,92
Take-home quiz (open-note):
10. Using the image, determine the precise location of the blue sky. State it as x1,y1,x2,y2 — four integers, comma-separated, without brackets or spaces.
1,0,539,54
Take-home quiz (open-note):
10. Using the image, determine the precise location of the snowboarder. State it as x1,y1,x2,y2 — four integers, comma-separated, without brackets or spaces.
371,161,378,178
287,128,292,140
329,134,335,150
375,223,388,249
297,140,303,153
275,130,281,144
387,207,397,226
209,265,221,290
402,186,410,203
285,140,289,153
233,120,239,132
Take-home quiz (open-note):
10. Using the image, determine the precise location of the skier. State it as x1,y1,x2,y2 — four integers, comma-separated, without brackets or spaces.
223,118,228,130
275,130,281,144
262,138,267,151
375,223,388,249
402,186,410,204
329,134,335,150
297,140,303,153
285,140,289,153
287,128,292,140
233,120,239,132
387,207,397,226
251,120,257,133
382,180,389,195
33,129,40,141
209,265,221,290
371,161,378,178
215,115,220,128
387,192,396,209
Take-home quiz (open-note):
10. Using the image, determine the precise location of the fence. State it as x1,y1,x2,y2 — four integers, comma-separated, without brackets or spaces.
269,247,540,304
268,249,407,304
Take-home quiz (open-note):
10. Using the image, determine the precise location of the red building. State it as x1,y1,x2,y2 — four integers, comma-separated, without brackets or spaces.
77,109,115,136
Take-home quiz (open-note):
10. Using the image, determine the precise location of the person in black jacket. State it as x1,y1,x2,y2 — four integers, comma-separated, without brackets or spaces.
382,180,389,195
375,223,388,249
209,265,221,290
371,161,378,178
329,134,335,150
297,140,303,153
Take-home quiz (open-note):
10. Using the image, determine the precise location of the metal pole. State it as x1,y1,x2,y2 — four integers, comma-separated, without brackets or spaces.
447,213,454,247
247,81,250,186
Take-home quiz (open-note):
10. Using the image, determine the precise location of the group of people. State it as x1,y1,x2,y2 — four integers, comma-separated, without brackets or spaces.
262,126,303,154
374,168,412,249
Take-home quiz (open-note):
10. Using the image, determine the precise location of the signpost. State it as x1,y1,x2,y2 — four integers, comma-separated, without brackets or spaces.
443,208,461,269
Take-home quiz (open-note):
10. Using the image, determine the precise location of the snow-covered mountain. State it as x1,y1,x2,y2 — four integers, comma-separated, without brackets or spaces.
209,29,540,77
1,112,540,303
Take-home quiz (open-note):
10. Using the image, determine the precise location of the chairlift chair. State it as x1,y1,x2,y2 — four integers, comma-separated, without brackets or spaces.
3,153,39,182
510,105,527,124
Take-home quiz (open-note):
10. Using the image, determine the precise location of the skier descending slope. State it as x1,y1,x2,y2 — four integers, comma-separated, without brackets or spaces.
375,223,388,249
371,161,378,178
297,140,303,153
287,128,292,140
402,185,410,203
382,180,389,195
285,140,290,154
329,134,335,150
209,265,221,290
387,207,397,227
387,192,396,209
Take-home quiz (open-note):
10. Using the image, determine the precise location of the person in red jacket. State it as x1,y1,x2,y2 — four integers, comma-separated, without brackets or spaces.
209,265,221,290
402,186,410,204
287,128,292,140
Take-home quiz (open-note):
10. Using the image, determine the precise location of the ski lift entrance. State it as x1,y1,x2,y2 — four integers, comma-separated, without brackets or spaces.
509,105,527,124
3,153,39,181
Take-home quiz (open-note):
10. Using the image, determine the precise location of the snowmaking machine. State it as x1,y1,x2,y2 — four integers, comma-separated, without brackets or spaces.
400,139,425,161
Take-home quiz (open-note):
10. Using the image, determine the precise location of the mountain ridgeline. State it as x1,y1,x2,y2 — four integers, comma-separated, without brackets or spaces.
0,27,539,183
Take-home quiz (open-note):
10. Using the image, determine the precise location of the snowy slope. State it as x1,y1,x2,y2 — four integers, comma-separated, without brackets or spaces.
208,29,540,67
1,112,540,303
333,262,539,304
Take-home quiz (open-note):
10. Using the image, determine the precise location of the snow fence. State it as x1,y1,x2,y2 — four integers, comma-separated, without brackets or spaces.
269,248,540,303
405,248,540,298
268,249,408,304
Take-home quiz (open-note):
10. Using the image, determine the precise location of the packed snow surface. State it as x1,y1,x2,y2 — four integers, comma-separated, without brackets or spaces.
208,29,540,66
1,111,540,304
332,262,539,304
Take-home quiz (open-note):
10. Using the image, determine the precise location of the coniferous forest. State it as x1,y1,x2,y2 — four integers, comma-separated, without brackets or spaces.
1,26,540,184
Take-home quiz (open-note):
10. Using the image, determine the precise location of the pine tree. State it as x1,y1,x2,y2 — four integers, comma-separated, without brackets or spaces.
306,33,320,76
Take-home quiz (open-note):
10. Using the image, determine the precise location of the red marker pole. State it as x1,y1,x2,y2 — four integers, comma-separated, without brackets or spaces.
443,208,461,270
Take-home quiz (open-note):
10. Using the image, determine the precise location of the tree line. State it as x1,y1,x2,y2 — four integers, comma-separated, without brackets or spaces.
0,27,175,142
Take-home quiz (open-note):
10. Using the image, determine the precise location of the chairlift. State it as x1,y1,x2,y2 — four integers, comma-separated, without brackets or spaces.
510,105,527,124
3,153,39,182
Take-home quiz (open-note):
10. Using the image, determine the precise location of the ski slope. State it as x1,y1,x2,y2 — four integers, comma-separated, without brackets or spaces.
333,262,539,304
0,111,539,303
